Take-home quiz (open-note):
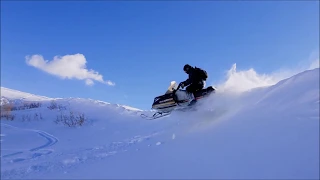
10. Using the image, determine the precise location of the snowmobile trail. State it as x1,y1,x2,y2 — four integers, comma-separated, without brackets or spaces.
1,131,164,179
1,123,58,162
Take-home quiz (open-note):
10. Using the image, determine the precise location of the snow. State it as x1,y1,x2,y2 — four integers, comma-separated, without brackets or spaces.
1,67,319,179
1,87,53,102
0,87,142,112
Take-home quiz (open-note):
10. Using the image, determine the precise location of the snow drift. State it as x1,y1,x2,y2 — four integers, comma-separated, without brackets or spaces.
1,67,319,179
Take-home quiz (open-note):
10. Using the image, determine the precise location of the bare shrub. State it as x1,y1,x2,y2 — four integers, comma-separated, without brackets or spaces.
0,103,15,120
55,111,87,127
33,112,43,121
0,114,15,120
11,102,42,111
58,104,67,110
48,100,67,110
21,113,43,122
27,102,41,109
48,100,58,110
22,114,31,122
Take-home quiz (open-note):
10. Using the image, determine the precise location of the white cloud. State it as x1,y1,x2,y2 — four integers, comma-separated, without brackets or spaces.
106,80,116,86
85,79,94,86
25,53,115,86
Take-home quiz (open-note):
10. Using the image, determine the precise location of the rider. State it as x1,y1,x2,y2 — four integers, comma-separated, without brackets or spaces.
179,64,207,104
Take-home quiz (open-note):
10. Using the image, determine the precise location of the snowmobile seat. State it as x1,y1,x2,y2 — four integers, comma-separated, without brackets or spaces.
193,86,215,99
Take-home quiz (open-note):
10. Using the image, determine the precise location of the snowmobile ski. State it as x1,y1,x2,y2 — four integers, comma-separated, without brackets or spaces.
140,111,171,120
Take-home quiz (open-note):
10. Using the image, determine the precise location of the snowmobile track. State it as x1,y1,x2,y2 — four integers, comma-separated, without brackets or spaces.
1,123,59,160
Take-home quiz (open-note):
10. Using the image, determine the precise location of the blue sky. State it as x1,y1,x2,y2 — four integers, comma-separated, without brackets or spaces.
1,1,319,110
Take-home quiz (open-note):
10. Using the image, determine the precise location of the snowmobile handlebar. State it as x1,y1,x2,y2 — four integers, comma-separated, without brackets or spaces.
176,84,181,90
173,83,183,93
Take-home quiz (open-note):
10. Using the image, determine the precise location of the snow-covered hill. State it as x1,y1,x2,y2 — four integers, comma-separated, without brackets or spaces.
0,86,142,112
1,87,53,103
1,68,319,179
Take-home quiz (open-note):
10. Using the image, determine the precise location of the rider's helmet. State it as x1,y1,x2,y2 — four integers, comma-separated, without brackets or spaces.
183,64,192,74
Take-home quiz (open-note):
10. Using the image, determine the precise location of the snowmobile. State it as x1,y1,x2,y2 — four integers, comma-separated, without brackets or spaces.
141,81,215,120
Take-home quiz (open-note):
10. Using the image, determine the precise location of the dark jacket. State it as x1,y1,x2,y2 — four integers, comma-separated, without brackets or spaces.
182,68,204,86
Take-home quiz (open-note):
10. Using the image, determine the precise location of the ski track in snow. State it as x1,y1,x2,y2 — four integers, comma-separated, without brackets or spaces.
0,123,59,162
1,129,163,179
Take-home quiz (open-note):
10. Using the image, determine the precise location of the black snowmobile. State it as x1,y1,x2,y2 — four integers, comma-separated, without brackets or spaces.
141,81,215,120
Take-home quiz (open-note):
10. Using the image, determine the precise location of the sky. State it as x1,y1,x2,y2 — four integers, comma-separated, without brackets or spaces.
1,1,319,110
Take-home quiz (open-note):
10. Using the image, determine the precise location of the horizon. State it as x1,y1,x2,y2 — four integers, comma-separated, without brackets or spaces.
1,1,319,110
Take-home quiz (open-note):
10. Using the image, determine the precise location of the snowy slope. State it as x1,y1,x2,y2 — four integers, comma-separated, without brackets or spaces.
1,68,319,179
0,86,142,112
1,87,53,102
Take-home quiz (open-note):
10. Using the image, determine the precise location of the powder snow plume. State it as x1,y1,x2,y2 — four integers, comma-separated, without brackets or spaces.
215,63,276,93
215,58,319,94
199,58,320,113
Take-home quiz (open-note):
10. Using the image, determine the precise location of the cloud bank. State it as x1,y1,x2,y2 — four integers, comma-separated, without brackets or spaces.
25,54,115,86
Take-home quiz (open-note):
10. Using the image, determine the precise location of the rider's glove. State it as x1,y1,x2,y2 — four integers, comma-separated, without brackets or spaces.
180,82,184,88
